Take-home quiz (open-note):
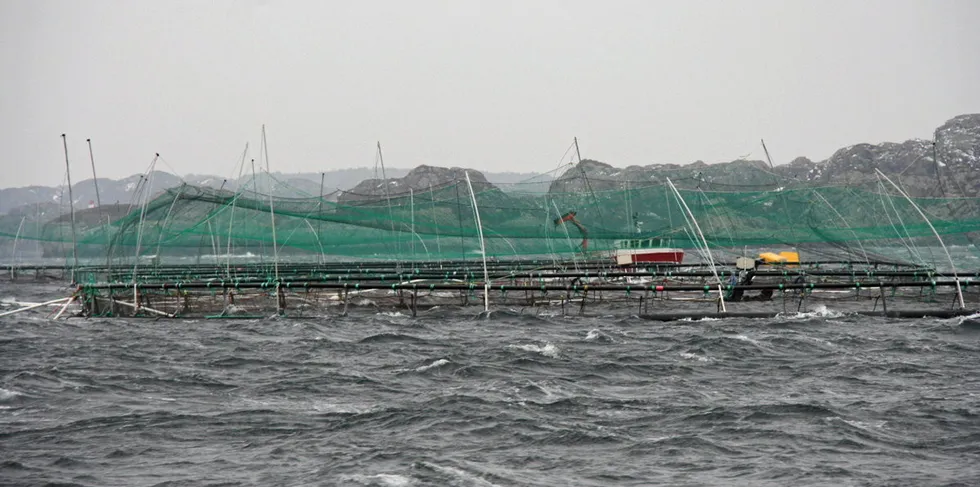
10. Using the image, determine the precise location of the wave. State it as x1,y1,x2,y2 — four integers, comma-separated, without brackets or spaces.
414,358,450,373
338,473,415,486
585,328,615,342
358,332,431,344
0,387,23,403
413,461,503,487
679,351,712,362
508,342,561,359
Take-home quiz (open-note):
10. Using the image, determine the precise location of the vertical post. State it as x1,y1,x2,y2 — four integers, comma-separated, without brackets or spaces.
250,158,265,264
35,201,41,258
454,181,465,261
227,143,249,278
87,139,114,281
430,183,442,258
410,188,416,261
86,139,103,210
132,155,159,313
879,283,888,316
875,169,964,308
11,216,25,278
262,125,280,283
317,172,324,265
465,172,490,312
61,134,78,282
377,142,398,255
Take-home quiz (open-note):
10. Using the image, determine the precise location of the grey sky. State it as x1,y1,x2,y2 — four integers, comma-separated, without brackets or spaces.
2,0,978,187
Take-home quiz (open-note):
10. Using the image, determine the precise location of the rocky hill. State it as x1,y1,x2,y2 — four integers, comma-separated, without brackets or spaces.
337,165,497,205
549,114,980,198
0,168,547,217
2,113,977,216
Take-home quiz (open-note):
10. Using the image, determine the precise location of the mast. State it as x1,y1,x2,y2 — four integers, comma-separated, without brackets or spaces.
61,134,78,282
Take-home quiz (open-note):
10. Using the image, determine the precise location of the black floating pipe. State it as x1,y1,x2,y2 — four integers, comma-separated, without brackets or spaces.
79,278,975,293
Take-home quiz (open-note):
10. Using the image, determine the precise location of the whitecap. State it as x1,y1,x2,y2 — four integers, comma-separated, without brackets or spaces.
0,387,22,402
779,304,845,320
733,334,762,347
416,462,500,487
829,416,886,430
415,358,450,372
679,352,711,362
509,343,560,359
957,311,980,325
339,473,415,486
585,328,612,342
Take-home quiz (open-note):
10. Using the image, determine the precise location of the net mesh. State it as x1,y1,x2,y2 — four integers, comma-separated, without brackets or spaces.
3,170,979,267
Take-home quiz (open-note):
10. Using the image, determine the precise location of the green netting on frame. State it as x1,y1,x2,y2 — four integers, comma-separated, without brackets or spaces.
3,171,980,266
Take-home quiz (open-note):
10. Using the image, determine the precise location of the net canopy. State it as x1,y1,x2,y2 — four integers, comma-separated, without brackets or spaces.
3,169,980,268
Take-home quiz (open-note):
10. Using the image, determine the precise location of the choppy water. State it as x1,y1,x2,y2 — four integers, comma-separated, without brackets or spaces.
2,283,980,486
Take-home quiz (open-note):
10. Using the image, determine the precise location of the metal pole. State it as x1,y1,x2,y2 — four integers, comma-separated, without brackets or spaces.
262,125,280,283
875,169,965,308
61,134,78,282
465,172,490,312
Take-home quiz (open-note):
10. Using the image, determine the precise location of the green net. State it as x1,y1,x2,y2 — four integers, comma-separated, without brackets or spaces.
3,169,980,267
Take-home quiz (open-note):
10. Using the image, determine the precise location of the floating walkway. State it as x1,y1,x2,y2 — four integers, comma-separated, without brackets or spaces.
44,257,977,319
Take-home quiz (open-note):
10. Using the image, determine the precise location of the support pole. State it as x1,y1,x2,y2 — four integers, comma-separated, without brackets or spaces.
377,142,398,255
667,178,727,312
0,297,71,318
410,188,416,260
53,295,76,320
875,169,965,309
317,172,325,265
87,139,113,279
131,155,159,298
61,134,78,283
262,125,280,282
86,139,103,210
11,216,25,278
465,172,490,312
430,183,442,258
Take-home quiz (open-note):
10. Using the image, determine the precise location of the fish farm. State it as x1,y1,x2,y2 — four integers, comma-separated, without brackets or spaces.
2,157,979,321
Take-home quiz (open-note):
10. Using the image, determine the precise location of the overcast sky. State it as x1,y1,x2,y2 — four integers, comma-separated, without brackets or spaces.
2,0,978,187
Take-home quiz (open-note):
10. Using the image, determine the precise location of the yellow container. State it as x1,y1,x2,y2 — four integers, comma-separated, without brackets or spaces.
778,251,800,264
758,252,786,264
